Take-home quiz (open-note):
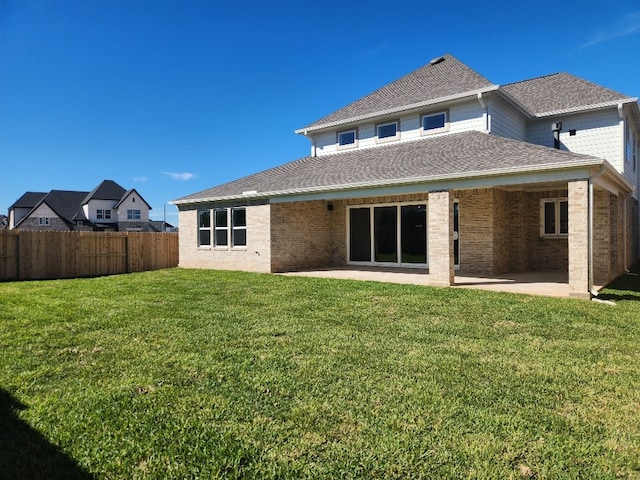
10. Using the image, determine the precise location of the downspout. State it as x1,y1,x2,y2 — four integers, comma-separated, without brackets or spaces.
588,164,606,296
477,92,489,132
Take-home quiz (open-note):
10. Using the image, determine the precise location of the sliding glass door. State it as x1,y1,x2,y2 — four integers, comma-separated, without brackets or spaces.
349,203,427,266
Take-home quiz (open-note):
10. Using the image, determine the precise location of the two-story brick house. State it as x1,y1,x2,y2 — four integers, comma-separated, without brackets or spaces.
173,54,639,299
9,180,154,231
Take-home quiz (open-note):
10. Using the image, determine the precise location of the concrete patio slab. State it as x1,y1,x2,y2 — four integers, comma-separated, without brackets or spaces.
281,267,591,298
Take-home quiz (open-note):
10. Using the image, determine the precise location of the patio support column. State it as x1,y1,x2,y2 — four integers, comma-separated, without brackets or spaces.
568,180,591,299
428,190,454,287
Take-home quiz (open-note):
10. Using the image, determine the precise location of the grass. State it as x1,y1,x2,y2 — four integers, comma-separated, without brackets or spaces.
1,267,640,479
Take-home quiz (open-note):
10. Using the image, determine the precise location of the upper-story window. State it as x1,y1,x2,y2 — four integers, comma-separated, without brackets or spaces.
97,209,112,220
422,111,448,135
127,209,141,220
39,217,50,226
376,120,399,143
337,129,357,149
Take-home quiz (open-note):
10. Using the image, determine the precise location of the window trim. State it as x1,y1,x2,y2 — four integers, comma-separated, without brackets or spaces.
97,209,104,220
421,110,449,136
214,208,228,248
337,128,358,150
38,217,50,226
375,120,400,143
127,209,141,220
540,198,568,238
198,209,212,248
104,209,112,220
231,208,247,249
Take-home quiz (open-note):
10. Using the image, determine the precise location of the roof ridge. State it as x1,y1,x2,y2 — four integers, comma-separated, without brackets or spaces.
501,72,566,87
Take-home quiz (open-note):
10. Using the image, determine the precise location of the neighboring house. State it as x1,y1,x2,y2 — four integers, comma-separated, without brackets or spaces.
9,180,154,232
0,215,7,229
172,54,640,299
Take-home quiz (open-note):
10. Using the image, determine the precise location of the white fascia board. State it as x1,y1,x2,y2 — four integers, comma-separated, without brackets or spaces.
535,98,638,118
592,161,635,195
294,86,500,135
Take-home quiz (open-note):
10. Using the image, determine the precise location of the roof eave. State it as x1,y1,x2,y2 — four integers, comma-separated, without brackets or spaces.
172,158,606,206
534,98,638,118
295,85,500,135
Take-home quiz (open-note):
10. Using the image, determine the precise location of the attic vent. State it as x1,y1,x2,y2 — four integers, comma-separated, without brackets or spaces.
429,56,445,66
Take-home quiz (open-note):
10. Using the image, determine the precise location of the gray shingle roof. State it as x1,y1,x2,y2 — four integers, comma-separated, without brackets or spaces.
174,131,601,204
9,192,47,209
301,54,496,131
83,180,126,204
501,73,632,116
41,191,90,223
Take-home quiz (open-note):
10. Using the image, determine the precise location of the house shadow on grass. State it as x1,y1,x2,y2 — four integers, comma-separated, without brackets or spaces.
0,389,94,480
597,263,640,303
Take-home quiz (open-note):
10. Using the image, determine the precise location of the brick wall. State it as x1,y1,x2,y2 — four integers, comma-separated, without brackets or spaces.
177,205,272,272
568,180,590,298
270,200,339,272
454,189,494,274
428,191,454,285
19,217,70,231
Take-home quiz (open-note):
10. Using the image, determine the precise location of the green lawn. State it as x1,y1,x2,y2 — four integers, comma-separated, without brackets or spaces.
1,268,640,479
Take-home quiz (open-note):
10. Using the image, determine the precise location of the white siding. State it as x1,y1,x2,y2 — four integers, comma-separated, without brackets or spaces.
490,98,526,141
313,99,486,156
526,108,636,195
526,109,621,164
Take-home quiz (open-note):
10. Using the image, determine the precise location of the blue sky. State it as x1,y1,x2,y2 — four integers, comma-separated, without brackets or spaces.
2,1,640,224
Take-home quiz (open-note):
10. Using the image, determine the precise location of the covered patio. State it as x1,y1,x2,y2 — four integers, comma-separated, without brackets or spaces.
281,267,604,298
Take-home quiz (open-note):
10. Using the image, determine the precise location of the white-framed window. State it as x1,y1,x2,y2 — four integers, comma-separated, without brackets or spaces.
38,217,50,225
376,120,399,143
105,209,112,220
198,207,247,249
198,210,211,247
97,209,104,220
421,110,448,135
214,208,228,247
540,198,568,237
337,129,357,149
127,209,141,220
232,208,247,247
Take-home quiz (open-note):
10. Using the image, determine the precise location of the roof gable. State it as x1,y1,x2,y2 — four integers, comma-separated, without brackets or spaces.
501,73,632,117
301,54,496,132
41,191,90,223
114,189,152,209
83,180,127,204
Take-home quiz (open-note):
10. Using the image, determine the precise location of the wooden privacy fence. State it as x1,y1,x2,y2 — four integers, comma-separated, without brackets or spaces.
0,231,178,281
